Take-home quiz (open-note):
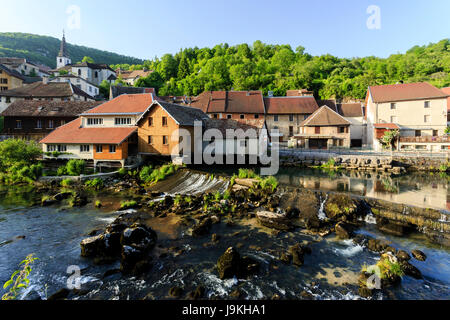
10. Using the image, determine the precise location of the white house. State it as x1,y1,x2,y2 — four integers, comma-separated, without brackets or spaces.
50,75,99,97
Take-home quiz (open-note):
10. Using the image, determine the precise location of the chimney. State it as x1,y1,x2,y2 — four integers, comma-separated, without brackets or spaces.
42,76,49,85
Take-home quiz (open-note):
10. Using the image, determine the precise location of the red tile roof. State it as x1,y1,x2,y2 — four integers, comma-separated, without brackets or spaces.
374,123,400,130
441,87,450,112
264,96,319,114
190,91,265,114
0,82,74,98
1,100,101,117
84,93,154,114
337,103,364,117
369,82,447,103
40,118,136,144
301,106,350,127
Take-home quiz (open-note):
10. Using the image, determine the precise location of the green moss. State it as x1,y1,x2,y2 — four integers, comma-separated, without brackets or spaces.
120,200,138,210
84,178,104,190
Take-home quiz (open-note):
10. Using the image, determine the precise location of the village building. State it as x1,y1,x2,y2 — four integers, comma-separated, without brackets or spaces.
51,33,117,87
335,103,366,147
203,118,268,162
40,93,156,168
0,57,44,77
442,87,450,126
50,74,100,98
137,101,209,158
109,85,155,100
292,105,351,149
366,82,449,151
264,96,319,142
189,90,266,125
0,80,95,113
1,100,101,142
116,69,153,86
0,64,25,92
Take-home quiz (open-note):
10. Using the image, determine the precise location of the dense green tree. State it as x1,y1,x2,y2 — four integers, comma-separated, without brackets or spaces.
81,56,94,63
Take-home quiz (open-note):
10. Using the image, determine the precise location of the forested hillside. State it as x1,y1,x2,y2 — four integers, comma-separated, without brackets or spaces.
2,32,448,100
0,33,143,68
113,39,450,100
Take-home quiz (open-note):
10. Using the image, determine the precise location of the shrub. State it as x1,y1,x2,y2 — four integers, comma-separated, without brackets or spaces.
60,179,75,187
85,178,104,190
2,254,38,300
140,164,178,184
118,167,127,176
238,168,257,179
57,166,68,176
0,139,43,185
259,176,279,192
66,160,85,176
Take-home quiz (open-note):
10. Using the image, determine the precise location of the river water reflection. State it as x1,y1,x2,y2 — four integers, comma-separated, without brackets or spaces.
274,168,449,211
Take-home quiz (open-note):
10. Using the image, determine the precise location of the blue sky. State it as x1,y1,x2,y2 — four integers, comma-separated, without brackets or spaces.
0,0,449,60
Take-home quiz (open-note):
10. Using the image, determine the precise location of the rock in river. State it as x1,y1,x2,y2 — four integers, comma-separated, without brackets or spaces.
335,222,353,240
256,211,294,231
411,249,427,262
217,247,260,279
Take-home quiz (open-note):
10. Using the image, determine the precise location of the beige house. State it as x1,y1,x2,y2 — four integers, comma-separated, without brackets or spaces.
264,96,319,142
366,82,449,151
292,106,351,149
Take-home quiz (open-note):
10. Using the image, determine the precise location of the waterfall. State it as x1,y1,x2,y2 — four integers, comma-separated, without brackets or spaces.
318,194,328,220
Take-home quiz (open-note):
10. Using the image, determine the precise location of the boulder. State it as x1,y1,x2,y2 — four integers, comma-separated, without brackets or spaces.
256,211,294,231
192,217,212,237
411,250,427,261
234,178,259,188
47,288,71,301
335,222,353,239
217,247,241,280
289,244,309,267
400,261,423,279
396,250,411,261
120,224,157,250
367,239,391,253
80,234,106,258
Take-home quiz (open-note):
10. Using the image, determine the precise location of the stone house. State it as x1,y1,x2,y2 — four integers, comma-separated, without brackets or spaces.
293,106,351,149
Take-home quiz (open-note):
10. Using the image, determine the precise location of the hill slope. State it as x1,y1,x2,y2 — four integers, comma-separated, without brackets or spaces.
130,39,450,100
0,32,143,68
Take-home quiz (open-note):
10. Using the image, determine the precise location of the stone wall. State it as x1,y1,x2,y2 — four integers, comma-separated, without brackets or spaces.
280,149,449,172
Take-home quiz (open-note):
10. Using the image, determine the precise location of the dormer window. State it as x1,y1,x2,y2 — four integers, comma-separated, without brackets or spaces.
115,118,132,125
87,118,103,125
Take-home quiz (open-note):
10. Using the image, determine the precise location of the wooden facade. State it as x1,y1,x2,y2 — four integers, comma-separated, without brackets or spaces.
2,116,75,141
138,104,196,156
93,142,128,161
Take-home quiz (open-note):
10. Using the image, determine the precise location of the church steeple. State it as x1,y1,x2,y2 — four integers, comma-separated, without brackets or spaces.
58,30,68,58
57,30,71,69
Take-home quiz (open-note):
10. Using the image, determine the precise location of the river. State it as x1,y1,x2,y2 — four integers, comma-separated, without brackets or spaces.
0,169,449,300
